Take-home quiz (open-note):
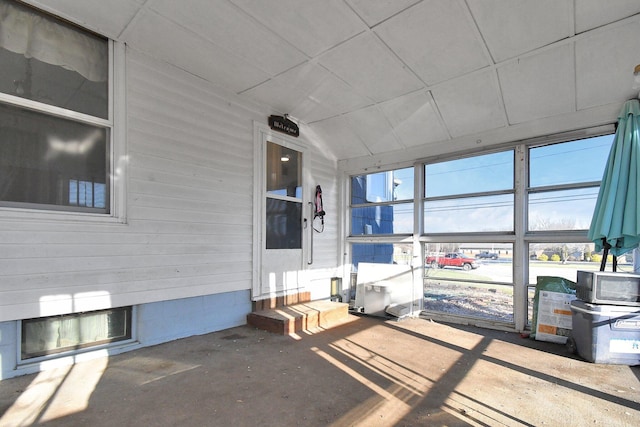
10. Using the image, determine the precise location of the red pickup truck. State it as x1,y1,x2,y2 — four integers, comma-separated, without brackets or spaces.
426,252,479,271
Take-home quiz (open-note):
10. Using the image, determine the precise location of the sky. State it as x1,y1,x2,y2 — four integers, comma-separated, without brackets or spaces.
358,134,615,233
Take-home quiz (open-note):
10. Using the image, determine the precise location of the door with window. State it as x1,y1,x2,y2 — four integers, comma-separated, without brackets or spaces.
253,126,306,299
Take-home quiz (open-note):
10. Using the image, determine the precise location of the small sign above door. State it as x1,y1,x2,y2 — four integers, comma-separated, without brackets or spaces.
268,115,299,137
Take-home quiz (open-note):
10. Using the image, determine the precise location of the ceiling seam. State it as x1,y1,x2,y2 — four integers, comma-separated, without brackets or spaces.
117,0,154,40
462,0,496,66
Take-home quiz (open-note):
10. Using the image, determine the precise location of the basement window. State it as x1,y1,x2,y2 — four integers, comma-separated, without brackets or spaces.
21,307,132,360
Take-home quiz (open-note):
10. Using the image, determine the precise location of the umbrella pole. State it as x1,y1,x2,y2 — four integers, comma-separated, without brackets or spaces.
600,238,609,272
600,239,619,272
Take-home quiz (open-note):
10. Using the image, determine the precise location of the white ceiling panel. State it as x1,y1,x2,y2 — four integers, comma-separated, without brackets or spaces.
123,10,269,93
432,69,506,138
26,0,143,39
345,0,421,27
309,116,370,159
576,19,640,110
240,62,328,114
380,91,449,147
243,61,372,123
318,32,423,103
343,105,403,155
468,0,573,63
499,44,576,125
150,0,307,76
230,0,367,57
374,0,490,85
575,0,640,33
20,1,640,163
293,74,373,123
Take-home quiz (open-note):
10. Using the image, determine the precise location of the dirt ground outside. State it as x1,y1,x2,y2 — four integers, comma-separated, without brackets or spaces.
422,260,603,324
424,279,526,323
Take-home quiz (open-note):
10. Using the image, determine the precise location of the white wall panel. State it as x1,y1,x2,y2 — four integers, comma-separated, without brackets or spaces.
0,48,341,322
306,145,340,270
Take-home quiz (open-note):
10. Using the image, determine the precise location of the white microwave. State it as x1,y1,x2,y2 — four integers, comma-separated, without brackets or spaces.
576,270,640,306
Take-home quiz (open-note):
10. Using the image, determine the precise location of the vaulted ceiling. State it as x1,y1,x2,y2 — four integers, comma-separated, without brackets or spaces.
28,0,640,162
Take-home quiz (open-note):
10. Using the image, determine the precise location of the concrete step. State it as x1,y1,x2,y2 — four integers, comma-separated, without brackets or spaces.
247,300,350,335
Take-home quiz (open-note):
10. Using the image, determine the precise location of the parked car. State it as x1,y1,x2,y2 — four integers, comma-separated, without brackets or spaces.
425,253,479,271
475,251,498,260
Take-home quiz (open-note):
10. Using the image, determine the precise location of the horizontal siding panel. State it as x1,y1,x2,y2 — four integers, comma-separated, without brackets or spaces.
0,50,263,321
128,169,253,201
130,151,252,183
0,261,250,293
2,278,251,320
127,193,251,216
128,179,252,211
125,220,253,237
0,224,250,243
128,205,253,225
127,94,253,149
128,54,260,127
307,146,340,269
0,241,251,260
0,49,341,322
128,114,252,162
0,251,251,276
2,271,253,306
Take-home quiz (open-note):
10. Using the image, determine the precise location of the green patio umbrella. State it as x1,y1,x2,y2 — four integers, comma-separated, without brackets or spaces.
588,99,640,267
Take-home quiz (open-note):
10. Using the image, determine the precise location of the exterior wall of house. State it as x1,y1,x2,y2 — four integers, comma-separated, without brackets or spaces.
0,48,340,379
0,290,251,379
303,139,342,300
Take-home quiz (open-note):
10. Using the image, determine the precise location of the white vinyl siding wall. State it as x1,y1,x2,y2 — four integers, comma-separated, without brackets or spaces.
0,48,340,322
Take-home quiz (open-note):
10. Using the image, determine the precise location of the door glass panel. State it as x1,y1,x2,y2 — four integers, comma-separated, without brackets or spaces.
266,199,301,249
267,142,301,198
265,141,302,250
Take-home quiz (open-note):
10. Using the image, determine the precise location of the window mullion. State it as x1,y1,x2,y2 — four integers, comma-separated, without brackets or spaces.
513,144,527,331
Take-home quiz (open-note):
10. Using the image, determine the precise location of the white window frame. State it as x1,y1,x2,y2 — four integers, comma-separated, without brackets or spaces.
17,306,138,366
0,32,127,224
252,121,309,300
343,125,615,331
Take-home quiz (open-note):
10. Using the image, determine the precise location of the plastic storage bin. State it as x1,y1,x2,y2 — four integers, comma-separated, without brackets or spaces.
569,299,640,365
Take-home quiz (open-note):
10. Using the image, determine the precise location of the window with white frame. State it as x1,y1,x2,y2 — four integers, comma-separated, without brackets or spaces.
419,133,614,326
348,166,415,300
526,134,616,326
21,307,132,360
422,150,517,323
350,167,414,236
424,150,515,234
528,135,612,231
0,0,112,214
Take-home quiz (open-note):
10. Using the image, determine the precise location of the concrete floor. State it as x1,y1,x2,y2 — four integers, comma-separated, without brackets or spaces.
1,315,639,427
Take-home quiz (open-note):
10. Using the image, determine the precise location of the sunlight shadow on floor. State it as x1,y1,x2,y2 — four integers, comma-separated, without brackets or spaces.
0,356,107,426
